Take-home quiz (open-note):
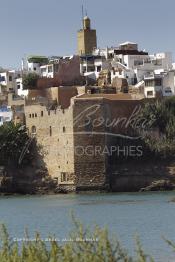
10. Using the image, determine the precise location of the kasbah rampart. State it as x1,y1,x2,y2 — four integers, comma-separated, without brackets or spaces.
2,15,175,193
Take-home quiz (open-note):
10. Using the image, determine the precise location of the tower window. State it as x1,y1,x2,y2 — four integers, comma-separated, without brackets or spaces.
61,173,66,182
31,126,36,135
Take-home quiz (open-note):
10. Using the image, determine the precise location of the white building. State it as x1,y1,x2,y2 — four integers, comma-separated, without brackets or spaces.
0,70,29,98
0,70,21,93
27,56,49,75
89,41,175,98
15,78,28,97
40,63,59,78
0,106,13,126
80,55,111,80
144,71,174,98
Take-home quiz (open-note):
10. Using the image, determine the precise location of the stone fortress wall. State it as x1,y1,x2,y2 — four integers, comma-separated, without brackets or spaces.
25,89,174,192
25,102,75,190
73,94,143,191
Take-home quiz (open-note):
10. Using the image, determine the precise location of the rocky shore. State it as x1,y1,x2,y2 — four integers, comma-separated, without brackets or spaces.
140,179,175,192
1,159,175,195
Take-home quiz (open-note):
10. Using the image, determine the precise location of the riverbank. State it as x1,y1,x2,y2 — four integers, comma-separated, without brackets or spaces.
1,158,175,194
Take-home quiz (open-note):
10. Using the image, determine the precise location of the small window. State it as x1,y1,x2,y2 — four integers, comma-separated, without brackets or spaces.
41,111,43,117
29,114,31,118
0,76,5,82
31,126,36,134
9,76,12,81
32,114,34,118
61,173,66,182
97,66,102,72
63,126,66,133
35,113,37,117
155,79,162,86
147,91,153,97
48,66,53,73
54,177,58,183
34,67,36,71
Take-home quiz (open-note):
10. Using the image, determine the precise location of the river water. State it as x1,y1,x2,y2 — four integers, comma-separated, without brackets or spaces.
0,192,175,261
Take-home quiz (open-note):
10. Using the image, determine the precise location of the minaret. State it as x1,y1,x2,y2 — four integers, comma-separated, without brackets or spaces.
77,16,97,55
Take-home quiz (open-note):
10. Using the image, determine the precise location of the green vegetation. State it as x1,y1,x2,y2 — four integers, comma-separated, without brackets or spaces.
27,56,48,64
0,220,174,262
0,122,33,167
137,97,175,158
22,73,39,90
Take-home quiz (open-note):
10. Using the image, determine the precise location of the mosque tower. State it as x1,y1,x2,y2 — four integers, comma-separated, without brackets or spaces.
77,15,97,55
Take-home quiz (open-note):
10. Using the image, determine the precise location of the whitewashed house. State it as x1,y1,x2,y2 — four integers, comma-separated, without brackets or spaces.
144,71,174,98
0,70,22,93
80,55,111,80
15,78,28,97
27,56,48,75
88,41,175,98
0,106,13,126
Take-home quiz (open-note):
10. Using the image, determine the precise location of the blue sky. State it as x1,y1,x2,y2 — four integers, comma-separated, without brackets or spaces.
1,0,175,68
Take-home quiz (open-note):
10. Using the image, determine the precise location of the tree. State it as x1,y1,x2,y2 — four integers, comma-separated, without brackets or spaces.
136,98,175,157
0,122,34,167
22,73,39,90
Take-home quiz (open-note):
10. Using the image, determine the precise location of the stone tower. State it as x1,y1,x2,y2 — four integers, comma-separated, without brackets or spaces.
77,16,97,56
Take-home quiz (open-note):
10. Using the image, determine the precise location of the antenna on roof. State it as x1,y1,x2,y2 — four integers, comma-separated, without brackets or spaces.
85,9,88,16
82,4,84,28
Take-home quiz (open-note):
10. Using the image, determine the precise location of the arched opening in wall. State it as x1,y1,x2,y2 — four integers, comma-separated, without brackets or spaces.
31,126,36,136
63,126,66,133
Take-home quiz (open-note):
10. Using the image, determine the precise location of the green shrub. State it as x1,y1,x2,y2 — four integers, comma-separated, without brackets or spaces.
136,98,175,157
0,122,34,167
22,73,39,90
